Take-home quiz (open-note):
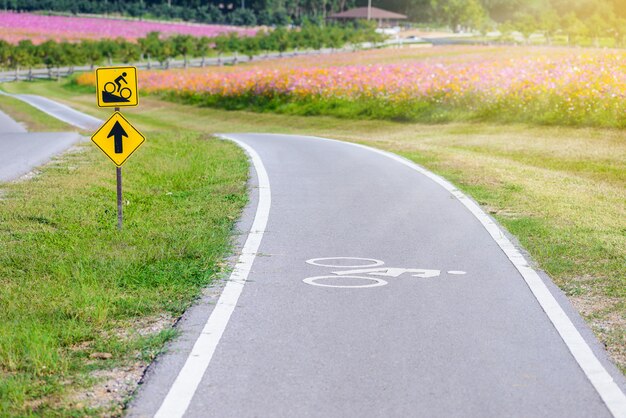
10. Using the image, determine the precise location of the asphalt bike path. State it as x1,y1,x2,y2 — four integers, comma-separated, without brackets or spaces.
0,90,101,131
0,109,27,133
5,95,625,416
0,109,81,181
0,90,101,181
129,133,626,418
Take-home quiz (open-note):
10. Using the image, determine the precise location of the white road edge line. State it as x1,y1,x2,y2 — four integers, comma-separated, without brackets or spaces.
309,135,626,418
154,137,271,418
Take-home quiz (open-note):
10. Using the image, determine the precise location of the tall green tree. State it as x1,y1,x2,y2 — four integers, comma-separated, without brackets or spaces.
12,40,38,80
173,35,196,68
82,40,104,69
513,14,538,43
300,20,323,50
588,13,611,46
213,34,231,65
539,8,560,44
561,12,589,44
138,32,162,69
155,38,175,68
227,32,241,64
257,29,275,57
324,25,345,51
272,26,291,56
0,40,11,70
117,39,141,64
37,40,62,78
431,0,487,31
195,36,211,67
60,41,86,74
241,35,260,61
99,39,120,66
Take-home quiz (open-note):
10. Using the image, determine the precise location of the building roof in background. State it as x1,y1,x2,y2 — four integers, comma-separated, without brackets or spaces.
329,7,407,20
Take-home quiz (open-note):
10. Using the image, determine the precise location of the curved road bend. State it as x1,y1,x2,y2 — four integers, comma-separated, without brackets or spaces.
0,92,102,131
4,92,623,416
0,109,81,182
129,133,626,418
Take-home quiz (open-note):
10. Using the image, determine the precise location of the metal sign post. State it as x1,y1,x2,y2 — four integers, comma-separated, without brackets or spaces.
115,106,123,230
116,167,123,230
91,66,144,230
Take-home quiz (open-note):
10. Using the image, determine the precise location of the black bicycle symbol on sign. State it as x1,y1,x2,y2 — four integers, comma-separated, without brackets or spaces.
102,72,132,103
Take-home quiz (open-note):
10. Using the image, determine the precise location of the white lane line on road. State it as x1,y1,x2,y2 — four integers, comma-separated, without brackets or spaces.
154,138,271,418
311,136,626,418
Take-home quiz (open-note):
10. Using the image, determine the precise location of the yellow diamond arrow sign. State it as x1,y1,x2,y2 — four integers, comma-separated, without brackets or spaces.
91,112,145,166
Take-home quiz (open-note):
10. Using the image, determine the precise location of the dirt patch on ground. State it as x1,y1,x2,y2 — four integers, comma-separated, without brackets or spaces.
115,313,175,340
64,313,175,416
570,292,626,373
68,362,146,416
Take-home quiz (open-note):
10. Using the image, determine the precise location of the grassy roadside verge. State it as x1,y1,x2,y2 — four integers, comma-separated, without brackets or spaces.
1,77,624,394
0,88,248,415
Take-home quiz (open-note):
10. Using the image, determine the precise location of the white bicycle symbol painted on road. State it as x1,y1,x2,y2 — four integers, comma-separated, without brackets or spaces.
303,257,467,289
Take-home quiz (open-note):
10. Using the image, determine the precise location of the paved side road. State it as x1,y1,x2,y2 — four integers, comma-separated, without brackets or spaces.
128,133,626,418
0,109,27,133
0,90,102,181
0,109,82,182
0,91,102,131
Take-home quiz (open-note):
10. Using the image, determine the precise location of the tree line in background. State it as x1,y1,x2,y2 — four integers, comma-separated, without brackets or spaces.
378,0,626,23
3,0,626,44
2,0,357,26
419,0,626,44
3,0,626,28
0,22,381,77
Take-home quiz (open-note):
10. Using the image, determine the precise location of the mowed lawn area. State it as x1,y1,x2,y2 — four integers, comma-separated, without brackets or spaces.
0,88,249,415
1,62,624,415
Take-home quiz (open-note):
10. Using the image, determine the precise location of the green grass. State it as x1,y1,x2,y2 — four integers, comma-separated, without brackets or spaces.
1,77,624,412
164,92,450,123
0,88,248,415
155,89,626,129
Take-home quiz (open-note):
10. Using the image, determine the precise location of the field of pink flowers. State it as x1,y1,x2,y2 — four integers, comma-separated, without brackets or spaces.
0,11,255,44
80,45,626,127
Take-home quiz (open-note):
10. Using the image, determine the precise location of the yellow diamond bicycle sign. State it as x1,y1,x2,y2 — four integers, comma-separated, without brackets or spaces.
96,66,138,107
91,112,145,166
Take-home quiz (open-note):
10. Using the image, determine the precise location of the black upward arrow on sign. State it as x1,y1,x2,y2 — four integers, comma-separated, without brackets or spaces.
107,121,128,154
